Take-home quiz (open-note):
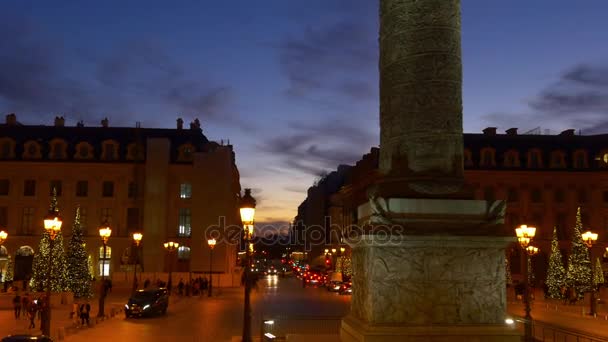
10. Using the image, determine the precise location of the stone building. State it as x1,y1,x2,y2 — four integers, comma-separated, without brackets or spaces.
0,114,242,285
297,128,608,280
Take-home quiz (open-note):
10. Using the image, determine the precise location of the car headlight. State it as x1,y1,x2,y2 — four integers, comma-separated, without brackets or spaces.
125,304,129,310
143,304,151,310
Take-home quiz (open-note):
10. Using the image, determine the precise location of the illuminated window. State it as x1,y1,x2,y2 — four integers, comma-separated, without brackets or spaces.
177,246,191,260
178,208,191,237
180,183,192,199
98,246,112,276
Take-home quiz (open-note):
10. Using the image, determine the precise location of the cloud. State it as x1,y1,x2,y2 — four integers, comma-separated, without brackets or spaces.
484,63,608,134
0,15,235,126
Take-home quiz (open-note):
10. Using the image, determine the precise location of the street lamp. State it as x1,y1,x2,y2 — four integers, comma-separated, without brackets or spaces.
207,238,216,297
132,232,143,293
163,241,179,294
340,247,345,255
0,230,7,245
581,230,599,316
240,188,256,342
97,220,111,318
515,224,536,342
42,190,62,336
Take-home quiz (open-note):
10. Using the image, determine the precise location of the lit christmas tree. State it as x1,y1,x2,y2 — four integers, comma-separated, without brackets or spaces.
4,256,13,283
546,227,566,299
66,206,92,298
342,257,352,277
565,207,593,299
593,258,604,290
505,257,512,286
30,192,69,292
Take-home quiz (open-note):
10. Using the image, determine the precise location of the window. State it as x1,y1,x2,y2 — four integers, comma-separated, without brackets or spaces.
480,148,495,167
603,191,608,203
503,150,520,168
24,180,36,196
76,181,88,197
21,207,35,235
127,143,144,161
554,189,565,203
0,139,14,159
0,206,7,227
0,179,9,196
574,151,588,169
98,246,112,276
49,140,67,159
127,208,140,233
80,208,88,236
507,188,519,202
464,149,473,167
550,151,566,168
49,180,62,196
555,213,567,240
102,181,114,197
578,189,588,204
128,182,138,199
528,150,543,168
102,141,119,161
178,208,191,237
177,144,195,162
75,142,93,160
531,188,542,203
101,208,112,224
180,183,192,199
177,246,191,260
23,141,41,159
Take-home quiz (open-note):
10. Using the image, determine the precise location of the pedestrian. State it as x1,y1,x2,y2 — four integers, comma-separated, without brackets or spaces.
85,302,91,325
178,279,184,296
22,293,30,321
13,292,22,319
28,303,37,329
144,278,150,289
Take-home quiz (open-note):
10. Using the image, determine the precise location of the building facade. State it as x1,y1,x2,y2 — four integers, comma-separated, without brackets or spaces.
296,128,608,282
0,114,242,284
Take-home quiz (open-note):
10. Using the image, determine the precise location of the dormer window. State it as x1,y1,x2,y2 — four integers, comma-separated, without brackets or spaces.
463,149,473,167
126,143,144,161
598,150,608,168
49,139,67,160
527,149,543,168
550,151,566,169
503,150,520,168
573,150,588,169
74,142,94,160
23,141,42,159
480,148,496,167
102,140,119,161
0,138,15,159
177,144,195,162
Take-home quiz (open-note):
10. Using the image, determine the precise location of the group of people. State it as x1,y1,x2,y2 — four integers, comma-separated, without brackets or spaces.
176,277,209,296
12,292,46,330
71,301,92,326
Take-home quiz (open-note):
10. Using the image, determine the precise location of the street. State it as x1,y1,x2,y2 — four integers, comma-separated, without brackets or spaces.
64,276,350,341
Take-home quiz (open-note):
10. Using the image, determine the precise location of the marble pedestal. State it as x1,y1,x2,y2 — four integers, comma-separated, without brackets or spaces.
340,199,519,342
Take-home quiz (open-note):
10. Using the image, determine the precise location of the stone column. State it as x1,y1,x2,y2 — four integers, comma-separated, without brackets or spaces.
379,0,464,195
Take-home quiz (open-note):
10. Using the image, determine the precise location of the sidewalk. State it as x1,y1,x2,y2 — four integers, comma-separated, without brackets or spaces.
0,287,131,341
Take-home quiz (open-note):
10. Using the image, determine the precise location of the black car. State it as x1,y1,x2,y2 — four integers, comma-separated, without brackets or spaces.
2,336,52,342
124,288,169,318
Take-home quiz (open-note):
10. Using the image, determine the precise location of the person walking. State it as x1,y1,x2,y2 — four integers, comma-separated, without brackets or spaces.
21,294,30,321
13,293,22,319
84,302,91,325
28,303,37,329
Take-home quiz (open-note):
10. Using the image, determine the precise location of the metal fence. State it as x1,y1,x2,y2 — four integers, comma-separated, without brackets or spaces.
515,318,608,342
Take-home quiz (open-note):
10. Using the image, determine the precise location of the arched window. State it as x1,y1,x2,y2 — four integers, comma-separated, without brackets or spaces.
503,150,520,168
0,138,15,159
49,139,67,160
177,246,191,260
573,150,588,169
554,188,565,203
527,149,543,168
530,188,543,203
126,143,144,161
74,142,94,160
16,246,34,256
480,148,496,167
101,140,119,161
550,151,566,168
22,141,42,159
99,246,112,276
464,149,473,167
177,144,195,162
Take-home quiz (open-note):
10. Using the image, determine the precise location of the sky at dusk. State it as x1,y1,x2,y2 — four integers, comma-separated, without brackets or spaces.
1,1,608,228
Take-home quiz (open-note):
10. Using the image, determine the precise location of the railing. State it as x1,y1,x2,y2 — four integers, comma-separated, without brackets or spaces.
259,315,342,340
514,318,608,342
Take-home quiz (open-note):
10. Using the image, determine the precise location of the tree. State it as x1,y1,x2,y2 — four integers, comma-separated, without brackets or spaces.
4,256,13,283
30,230,69,292
565,207,593,299
546,227,566,299
505,256,512,286
66,206,92,298
594,257,604,289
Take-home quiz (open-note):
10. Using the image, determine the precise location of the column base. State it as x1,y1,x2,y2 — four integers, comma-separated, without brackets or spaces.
341,315,521,342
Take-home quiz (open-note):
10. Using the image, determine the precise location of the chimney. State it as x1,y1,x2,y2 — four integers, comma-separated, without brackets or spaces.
101,117,109,128
76,120,84,128
559,129,575,136
193,118,201,130
483,127,497,135
5,113,16,126
505,128,518,136
177,118,183,130
54,116,65,127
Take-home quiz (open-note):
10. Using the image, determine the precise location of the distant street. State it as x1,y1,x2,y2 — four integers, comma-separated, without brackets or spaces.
65,276,350,341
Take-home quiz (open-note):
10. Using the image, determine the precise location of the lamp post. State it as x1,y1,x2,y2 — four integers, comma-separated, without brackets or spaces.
581,230,598,316
515,224,537,342
0,230,7,245
163,241,179,294
97,221,112,318
340,247,345,255
207,238,216,297
240,188,256,342
132,232,143,293
42,191,62,336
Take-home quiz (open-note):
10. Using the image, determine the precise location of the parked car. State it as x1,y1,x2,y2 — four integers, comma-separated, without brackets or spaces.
327,281,343,292
339,282,352,295
2,336,52,342
125,287,169,318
